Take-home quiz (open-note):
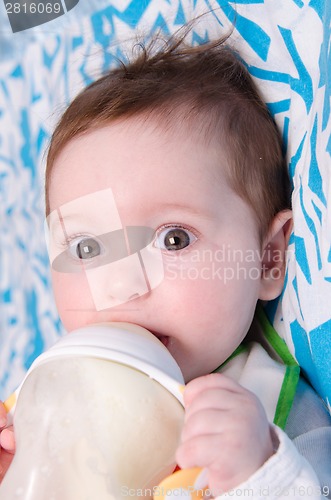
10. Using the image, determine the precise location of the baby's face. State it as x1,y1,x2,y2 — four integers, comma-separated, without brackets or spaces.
48,118,264,382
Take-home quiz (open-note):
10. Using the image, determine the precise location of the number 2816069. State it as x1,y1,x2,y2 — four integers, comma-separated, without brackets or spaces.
5,3,62,14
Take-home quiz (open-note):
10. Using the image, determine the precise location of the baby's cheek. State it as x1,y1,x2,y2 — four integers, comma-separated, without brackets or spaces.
164,256,227,295
51,270,96,331
163,256,216,286
163,262,220,317
164,256,255,330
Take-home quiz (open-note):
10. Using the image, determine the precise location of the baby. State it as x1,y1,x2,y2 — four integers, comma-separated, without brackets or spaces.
0,31,330,497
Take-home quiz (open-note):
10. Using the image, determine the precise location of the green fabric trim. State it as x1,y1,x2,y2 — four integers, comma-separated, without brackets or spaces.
212,344,248,373
274,364,301,429
256,304,300,430
211,305,300,429
256,305,298,367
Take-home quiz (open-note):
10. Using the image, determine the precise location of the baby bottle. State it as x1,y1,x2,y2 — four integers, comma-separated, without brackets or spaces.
0,323,185,500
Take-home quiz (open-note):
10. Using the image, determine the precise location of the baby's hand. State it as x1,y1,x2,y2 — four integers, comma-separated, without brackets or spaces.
176,374,274,496
0,401,15,482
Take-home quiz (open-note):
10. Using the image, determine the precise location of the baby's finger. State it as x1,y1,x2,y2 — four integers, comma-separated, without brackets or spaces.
176,432,222,471
181,408,228,442
0,448,14,482
184,384,256,424
184,387,237,420
0,427,15,453
183,373,243,407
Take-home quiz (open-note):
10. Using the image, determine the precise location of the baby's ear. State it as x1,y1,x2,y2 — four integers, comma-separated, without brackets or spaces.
259,210,293,301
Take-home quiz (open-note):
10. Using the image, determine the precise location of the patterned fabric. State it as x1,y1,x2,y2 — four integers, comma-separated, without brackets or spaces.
0,1,330,409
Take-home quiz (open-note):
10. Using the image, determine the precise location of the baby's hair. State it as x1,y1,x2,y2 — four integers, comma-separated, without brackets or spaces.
46,26,291,239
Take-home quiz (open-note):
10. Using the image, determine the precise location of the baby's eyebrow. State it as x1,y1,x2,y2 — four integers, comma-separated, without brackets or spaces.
47,212,105,244
47,202,214,234
47,212,79,233
161,203,201,214
49,210,116,231
157,202,215,220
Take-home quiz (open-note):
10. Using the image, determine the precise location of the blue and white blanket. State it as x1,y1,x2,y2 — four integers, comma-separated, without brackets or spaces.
0,0,330,410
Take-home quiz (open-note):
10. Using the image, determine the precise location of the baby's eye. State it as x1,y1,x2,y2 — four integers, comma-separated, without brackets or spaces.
155,226,197,251
68,237,101,260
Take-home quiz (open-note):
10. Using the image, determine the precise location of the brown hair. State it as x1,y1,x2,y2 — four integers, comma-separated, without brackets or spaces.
45,30,291,238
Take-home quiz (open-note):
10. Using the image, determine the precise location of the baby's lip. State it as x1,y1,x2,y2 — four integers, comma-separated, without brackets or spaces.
158,335,170,348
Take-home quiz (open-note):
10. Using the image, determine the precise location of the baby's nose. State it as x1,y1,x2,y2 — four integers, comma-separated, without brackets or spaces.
106,277,145,304
85,254,152,311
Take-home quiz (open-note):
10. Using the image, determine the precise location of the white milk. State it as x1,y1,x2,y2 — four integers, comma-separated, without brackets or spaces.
0,324,185,500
